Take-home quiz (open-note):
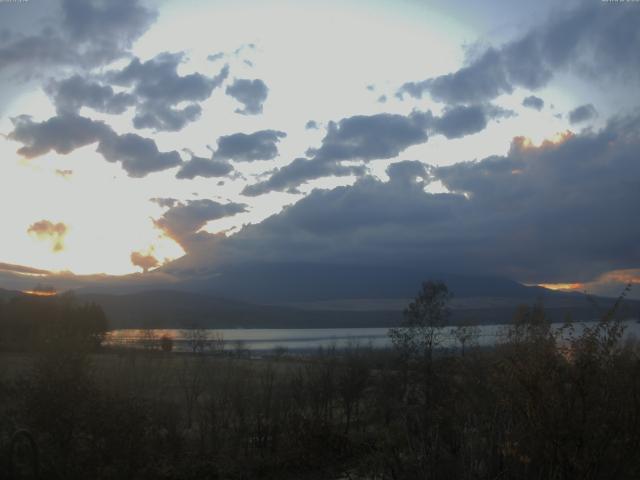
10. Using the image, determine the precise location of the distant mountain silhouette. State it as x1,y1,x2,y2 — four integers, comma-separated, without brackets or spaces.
76,289,402,329
0,287,21,301
3,263,637,329
182,262,566,303
75,287,637,329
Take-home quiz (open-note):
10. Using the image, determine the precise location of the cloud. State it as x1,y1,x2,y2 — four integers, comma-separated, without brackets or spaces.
0,262,51,276
154,199,248,248
8,114,110,158
130,251,159,273
386,160,430,186
522,95,544,111
225,78,268,115
28,220,68,252
241,158,367,196
150,197,178,209
0,0,157,77
242,107,508,195
214,130,287,162
41,52,228,132
398,48,511,104
308,111,431,163
305,120,319,130
431,104,514,139
579,268,640,299
176,154,234,180
569,103,598,124
107,52,229,131
191,112,640,285
45,75,136,115
8,113,182,177
207,52,225,62
397,3,640,104
96,130,182,177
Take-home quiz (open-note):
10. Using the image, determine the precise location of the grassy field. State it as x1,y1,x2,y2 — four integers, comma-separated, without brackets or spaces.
3,296,640,479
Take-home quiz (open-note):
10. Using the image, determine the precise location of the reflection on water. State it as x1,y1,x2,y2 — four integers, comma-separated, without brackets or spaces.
105,320,640,353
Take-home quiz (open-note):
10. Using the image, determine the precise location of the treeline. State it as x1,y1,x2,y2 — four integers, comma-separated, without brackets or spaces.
1,283,639,479
0,293,108,352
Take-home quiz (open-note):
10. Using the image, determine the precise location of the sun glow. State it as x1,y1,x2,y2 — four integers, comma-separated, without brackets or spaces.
513,130,574,152
22,289,58,297
538,283,584,292
596,269,640,285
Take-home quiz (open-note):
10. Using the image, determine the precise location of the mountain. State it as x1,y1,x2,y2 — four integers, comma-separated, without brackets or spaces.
4,266,637,329
76,289,402,329
0,287,23,301
74,263,637,329
76,287,637,330
181,262,553,303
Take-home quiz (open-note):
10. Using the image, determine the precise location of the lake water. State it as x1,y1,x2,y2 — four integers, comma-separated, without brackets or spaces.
105,319,640,353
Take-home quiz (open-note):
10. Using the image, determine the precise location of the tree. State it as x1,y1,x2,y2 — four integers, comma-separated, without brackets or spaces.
451,320,480,357
186,328,210,354
389,281,451,362
160,334,174,353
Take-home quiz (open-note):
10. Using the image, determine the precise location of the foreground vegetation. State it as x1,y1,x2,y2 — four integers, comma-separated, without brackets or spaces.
1,283,639,479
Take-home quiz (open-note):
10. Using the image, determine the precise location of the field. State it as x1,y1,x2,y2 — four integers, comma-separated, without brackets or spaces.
3,310,640,479
2,286,640,479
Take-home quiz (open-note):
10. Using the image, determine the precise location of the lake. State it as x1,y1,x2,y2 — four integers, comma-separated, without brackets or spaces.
105,319,640,353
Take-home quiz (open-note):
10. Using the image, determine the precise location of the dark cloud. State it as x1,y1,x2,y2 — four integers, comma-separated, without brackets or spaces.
45,74,135,115
8,114,110,158
154,199,247,248
305,120,319,130
242,107,508,195
132,103,203,132
399,48,511,104
61,0,155,49
8,113,183,177
307,111,431,163
522,95,545,111
130,251,159,273
107,52,229,131
225,78,268,115
42,52,228,131
96,130,182,177
241,158,366,196
397,4,640,104
432,104,514,139
386,160,430,186
214,130,286,162
0,0,157,77
569,103,598,124
199,112,640,285
27,220,68,253
176,155,234,180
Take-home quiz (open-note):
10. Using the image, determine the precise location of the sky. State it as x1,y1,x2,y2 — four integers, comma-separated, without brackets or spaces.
0,0,639,298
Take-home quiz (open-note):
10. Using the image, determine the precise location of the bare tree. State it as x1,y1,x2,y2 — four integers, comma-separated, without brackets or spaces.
210,331,225,355
389,281,451,362
186,328,210,354
451,320,480,356
140,329,159,351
